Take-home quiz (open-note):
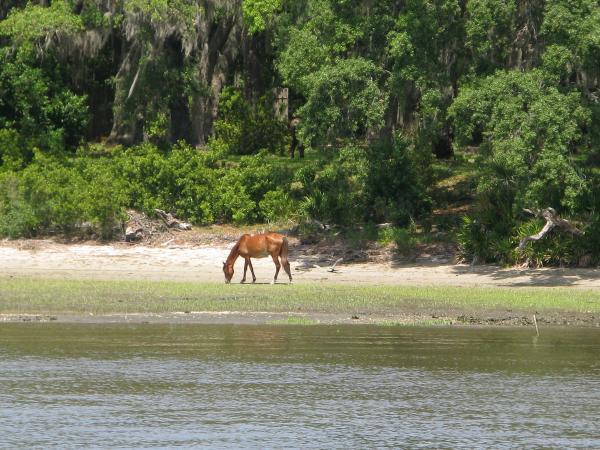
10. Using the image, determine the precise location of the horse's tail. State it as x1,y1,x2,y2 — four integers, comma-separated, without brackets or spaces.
279,236,289,261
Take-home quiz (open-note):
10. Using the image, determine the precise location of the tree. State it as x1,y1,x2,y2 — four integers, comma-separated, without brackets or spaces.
449,69,590,228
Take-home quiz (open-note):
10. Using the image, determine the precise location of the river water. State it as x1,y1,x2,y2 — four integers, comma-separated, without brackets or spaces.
1,324,599,448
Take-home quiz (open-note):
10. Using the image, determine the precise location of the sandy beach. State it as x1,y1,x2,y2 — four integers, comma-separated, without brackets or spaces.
1,239,599,288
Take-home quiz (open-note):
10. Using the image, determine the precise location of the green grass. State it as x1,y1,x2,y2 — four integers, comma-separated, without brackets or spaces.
267,316,320,325
376,318,453,327
222,147,331,171
1,278,599,315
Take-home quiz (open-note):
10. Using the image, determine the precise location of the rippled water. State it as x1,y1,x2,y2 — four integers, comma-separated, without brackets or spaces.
1,324,600,448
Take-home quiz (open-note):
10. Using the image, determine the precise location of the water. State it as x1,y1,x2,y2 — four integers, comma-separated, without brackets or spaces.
1,324,600,449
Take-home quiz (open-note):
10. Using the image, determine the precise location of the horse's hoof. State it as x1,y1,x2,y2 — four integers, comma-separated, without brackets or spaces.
240,279,246,284
270,280,275,285
252,279,256,284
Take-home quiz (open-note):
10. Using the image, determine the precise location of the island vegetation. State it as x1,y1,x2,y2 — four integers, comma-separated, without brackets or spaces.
1,0,600,267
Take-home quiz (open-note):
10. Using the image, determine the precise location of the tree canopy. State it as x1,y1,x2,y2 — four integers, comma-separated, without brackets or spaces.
1,0,600,265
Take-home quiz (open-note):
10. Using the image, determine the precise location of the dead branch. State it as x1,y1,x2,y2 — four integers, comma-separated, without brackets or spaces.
154,209,192,231
328,257,343,273
517,207,583,251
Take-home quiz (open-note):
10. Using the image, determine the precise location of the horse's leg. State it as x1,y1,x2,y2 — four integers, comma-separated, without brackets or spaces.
248,259,257,283
270,254,281,284
281,256,292,283
241,258,249,283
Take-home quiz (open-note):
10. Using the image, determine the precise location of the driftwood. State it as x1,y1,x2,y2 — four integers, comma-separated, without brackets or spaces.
517,207,583,251
154,209,192,231
125,223,144,242
328,257,344,273
124,210,146,242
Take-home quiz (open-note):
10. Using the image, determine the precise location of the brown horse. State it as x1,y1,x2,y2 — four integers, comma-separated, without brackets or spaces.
223,232,292,284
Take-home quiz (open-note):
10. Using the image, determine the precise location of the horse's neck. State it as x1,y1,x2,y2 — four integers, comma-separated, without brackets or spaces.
226,243,240,265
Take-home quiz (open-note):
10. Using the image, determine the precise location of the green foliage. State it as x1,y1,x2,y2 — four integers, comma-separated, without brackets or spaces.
513,218,593,267
542,0,600,77
457,216,488,262
0,0,83,47
0,150,126,238
378,227,418,254
0,128,30,171
76,157,128,238
243,0,282,34
123,0,202,50
451,68,592,265
1,0,600,268
291,141,429,226
295,145,369,225
365,139,431,225
465,0,516,69
213,88,287,155
387,0,463,89
0,1,90,152
0,172,38,238
449,70,589,228
296,58,388,147
259,189,298,223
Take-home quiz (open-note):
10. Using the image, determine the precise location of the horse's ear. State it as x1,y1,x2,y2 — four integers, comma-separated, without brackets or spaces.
222,261,226,266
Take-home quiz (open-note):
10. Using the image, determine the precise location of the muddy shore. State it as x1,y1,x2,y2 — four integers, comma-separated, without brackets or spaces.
2,309,599,327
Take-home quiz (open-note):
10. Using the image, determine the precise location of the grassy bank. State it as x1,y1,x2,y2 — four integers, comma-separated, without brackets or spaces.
1,278,599,316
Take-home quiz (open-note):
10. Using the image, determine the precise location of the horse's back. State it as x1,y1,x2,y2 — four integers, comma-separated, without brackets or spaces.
238,232,285,257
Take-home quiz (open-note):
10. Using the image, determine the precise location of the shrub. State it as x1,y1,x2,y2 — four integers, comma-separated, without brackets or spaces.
297,145,368,225
365,139,431,225
0,128,31,171
378,226,417,254
0,172,38,237
20,153,86,232
76,157,128,239
168,143,218,224
113,143,175,214
259,189,298,224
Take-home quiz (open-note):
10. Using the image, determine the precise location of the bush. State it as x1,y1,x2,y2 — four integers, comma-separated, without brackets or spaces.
0,172,38,237
457,215,496,263
212,179,257,224
20,153,86,232
259,189,299,224
378,226,417,254
168,143,218,224
0,128,32,171
365,139,431,225
297,145,368,225
514,219,584,267
114,143,176,214
76,157,128,239
0,149,129,238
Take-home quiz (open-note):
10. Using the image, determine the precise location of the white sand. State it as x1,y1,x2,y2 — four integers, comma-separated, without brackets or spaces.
1,240,599,288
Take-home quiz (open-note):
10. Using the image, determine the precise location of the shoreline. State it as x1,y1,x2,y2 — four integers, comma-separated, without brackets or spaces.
1,308,599,327
1,241,600,328
1,240,600,287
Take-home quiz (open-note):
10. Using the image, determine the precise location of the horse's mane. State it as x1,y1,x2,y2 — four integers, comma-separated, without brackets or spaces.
226,240,241,263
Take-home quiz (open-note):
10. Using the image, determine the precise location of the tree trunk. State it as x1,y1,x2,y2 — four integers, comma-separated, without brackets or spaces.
190,3,244,147
107,42,142,145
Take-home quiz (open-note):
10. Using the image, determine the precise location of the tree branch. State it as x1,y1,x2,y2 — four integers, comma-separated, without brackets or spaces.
517,207,583,251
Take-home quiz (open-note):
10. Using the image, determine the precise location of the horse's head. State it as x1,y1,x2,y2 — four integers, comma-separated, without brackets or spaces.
223,261,234,284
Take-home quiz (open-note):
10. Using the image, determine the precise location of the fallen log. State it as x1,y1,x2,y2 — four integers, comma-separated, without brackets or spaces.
517,207,583,251
154,209,192,231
